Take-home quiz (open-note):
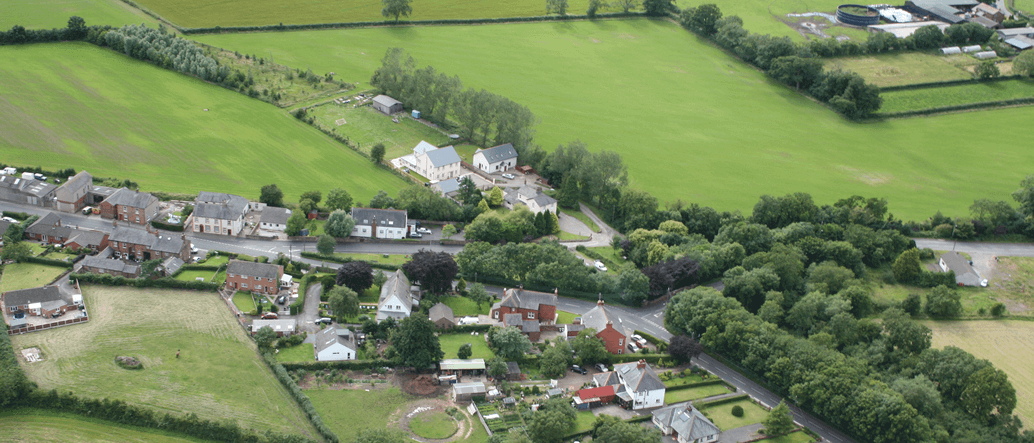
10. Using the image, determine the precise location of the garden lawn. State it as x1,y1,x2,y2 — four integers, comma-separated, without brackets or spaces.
556,310,578,324
305,387,414,442
925,320,1034,427
879,80,1034,114
0,263,68,293
193,19,1034,221
232,292,257,313
438,332,495,359
441,295,492,317
309,105,451,160
823,52,975,88
0,408,209,443
588,246,629,270
699,398,770,431
559,206,600,232
661,374,706,387
0,43,406,204
276,343,315,363
408,410,458,439
663,384,734,404
566,410,598,437
9,286,315,436
2,0,158,30
174,269,219,283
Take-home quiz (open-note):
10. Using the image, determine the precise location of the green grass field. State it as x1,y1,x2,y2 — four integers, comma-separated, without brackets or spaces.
663,384,734,404
0,43,406,204
441,295,492,317
408,410,458,439
556,310,578,324
824,53,976,88
699,398,770,431
926,320,1034,427
879,80,1034,114
1,0,158,30
276,343,315,363
10,286,315,437
192,19,1034,220
676,0,846,40
310,104,452,160
0,408,210,443
438,332,495,359
306,387,414,442
0,263,68,293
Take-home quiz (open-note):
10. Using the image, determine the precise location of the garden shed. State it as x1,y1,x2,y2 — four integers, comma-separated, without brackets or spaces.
372,95,403,115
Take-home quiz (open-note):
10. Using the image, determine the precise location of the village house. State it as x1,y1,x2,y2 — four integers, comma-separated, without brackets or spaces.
0,174,57,208
351,207,409,239
430,177,464,201
108,226,191,261
24,213,109,251
429,302,456,329
2,286,78,318
503,185,558,215
490,288,557,341
79,254,141,278
594,360,666,410
939,251,982,286
252,319,297,337
395,141,462,182
472,143,519,174
226,260,284,295
377,269,415,322
55,171,93,213
314,327,357,361
652,403,721,443
192,192,250,236
259,207,292,231
99,188,159,225
577,299,630,354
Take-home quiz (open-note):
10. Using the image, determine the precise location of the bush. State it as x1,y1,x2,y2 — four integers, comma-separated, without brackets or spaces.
731,405,744,417
990,302,1007,317
114,356,143,370
1,211,31,221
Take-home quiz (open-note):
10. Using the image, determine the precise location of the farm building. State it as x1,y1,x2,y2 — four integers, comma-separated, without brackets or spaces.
939,251,982,286
652,403,720,443
351,207,409,239
573,385,616,410
1005,36,1034,50
972,2,1005,23
55,171,93,213
192,192,250,236
968,15,1000,29
429,302,455,329
904,0,978,24
252,319,297,337
372,95,403,115
997,27,1034,40
259,207,292,231
452,382,488,402
440,359,487,377
314,327,357,361
870,21,950,38
472,143,519,174
0,175,57,208
226,260,284,295
377,269,416,321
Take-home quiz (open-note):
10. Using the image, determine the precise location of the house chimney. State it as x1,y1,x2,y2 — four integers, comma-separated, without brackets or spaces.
597,293,604,307
554,288,558,296
637,360,646,370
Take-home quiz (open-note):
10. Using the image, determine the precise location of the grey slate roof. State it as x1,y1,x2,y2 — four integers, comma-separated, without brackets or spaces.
429,302,454,322
998,26,1034,37
380,269,413,309
162,256,185,275
580,302,629,338
476,144,518,164
434,178,462,195
260,207,292,225
532,194,557,208
227,260,281,279
506,361,521,375
104,188,157,209
65,229,107,248
3,286,67,307
81,256,138,274
594,371,620,388
1006,36,1034,49
413,140,437,156
968,15,998,28
373,95,401,108
504,314,540,333
195,192,249,220
351,208,407,228
152,233,186,254
110,227,157,246
653,403,720,441
613,361,666,394
424,145,461,168
26,213,62,233
315,326,355,354
499,288,557,311
0,175,57,198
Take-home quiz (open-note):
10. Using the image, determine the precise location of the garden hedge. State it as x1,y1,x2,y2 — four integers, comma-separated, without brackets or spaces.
280,358,393,371
21,256,74,268
150,220,184,232
632,330,663,345
879,75,1026,92
1,211,30,221
664,379,727,392
70,273,219,291
876,96,1034,119
695,393,749,408
260,351,339,443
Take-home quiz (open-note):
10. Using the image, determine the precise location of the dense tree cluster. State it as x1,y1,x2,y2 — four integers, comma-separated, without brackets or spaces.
464,206,559,243
371,48,536,152
402,249,459,294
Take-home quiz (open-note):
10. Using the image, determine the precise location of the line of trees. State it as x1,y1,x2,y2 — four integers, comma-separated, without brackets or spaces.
370,48,537,152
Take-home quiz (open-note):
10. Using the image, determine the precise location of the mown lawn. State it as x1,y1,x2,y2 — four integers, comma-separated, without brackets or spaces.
276,343,314,363
699,398,770,431
408,410,458,439
0,43,407,204
0,263,68,293
194,19,1034,220
879,79,1034,114
0,408,209,443
306,387,414,442
232,292,257,313
663,384,734,404
556,310,578,324
438,332,495,359
441,295,492,317
9,286,315,436
322,252,410,267
823,52,976,88
309,105,451,161
174,269,225,284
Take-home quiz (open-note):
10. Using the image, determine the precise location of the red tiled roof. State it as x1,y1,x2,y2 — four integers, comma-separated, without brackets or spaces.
576,385,615,401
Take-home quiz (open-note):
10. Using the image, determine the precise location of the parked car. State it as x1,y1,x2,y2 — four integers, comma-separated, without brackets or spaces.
571,365,588,375
631,334,648,347
417,227,432,234
276,295,287,305
81,207,93,216
595,363,608,372
501,173,515,180
409,231,423,238
594,261,607,272
34,173,47,181
316,317,333,325
190,244,198,254
261,312,279,319
1,217,17,223
628,343,640,353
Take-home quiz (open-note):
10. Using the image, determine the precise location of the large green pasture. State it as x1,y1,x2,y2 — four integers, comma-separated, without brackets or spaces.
879,80,1034,114
193,19,1034,220
1,0,158,30
10,286,316,437
0,43,406,203
0,408,211,443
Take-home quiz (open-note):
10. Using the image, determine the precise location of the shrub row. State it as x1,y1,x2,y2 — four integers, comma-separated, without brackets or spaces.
280,358,393,372
20,389,315,443
695,393,749,409
260,351,339,443
876,96,1034,119
0,316,32,408
575,245,605,261
1,211,31,221
917,270,956,288
458,273,626,306
446,324,493,334
21,255,75,269
70,273,219,291
150,220,184,232
178,12,648,35
289,274,316,315
664,379,727,392
879,75,1027,92
611,353,667,364
632,330,663,345
300,251,400,271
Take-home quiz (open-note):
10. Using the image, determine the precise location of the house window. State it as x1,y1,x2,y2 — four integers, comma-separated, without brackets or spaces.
619,339,623,345
256,285,262,291
528,312,535,319
242,283,248,289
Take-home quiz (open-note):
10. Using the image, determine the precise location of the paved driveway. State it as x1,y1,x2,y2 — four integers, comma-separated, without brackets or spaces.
298,282,323,333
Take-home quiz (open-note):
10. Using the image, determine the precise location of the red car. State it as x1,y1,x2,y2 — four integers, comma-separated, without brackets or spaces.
261,312,279,320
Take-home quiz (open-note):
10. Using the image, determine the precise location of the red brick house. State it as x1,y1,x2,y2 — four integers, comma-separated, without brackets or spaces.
108,226,190,261
24,213,108,251
578,299,630,354
226,260,284,295
490,288,557,341
2,286,77,318
99,188,159,225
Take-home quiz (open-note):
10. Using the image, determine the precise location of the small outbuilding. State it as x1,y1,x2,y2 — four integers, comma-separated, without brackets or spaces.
505,361,522,381
372,95,403,115
453,382,488,402
429,302,456,329
314,327,357,361
573,385,616,410
252,319,298,337
974,50,998,59
440,359,486,377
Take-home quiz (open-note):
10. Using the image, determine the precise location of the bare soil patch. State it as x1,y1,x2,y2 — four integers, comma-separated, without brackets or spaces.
398,372,448,397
